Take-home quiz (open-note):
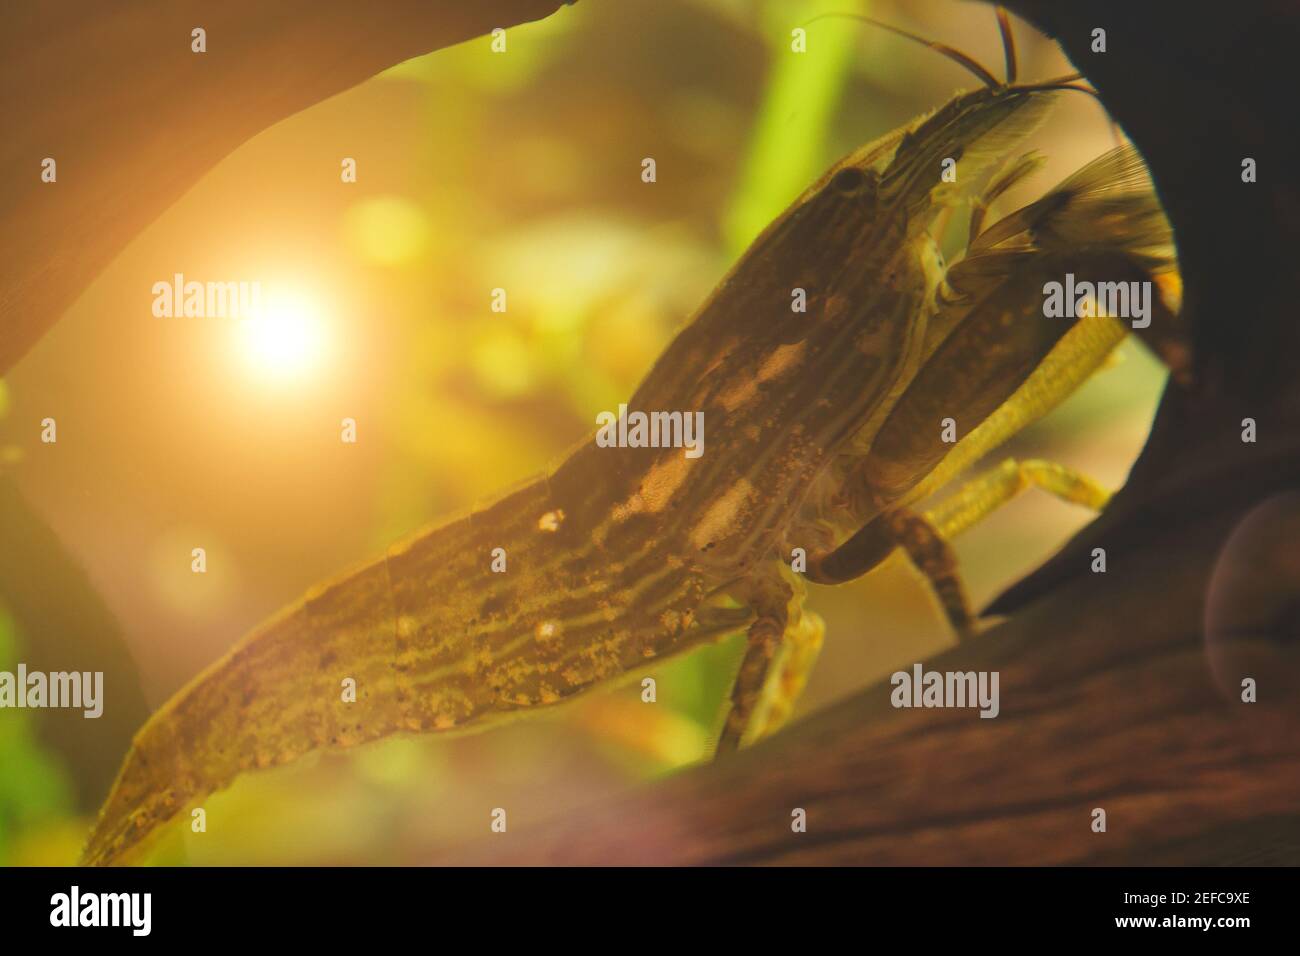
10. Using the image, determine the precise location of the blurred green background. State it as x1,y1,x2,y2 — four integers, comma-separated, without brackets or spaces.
0,0,1164,864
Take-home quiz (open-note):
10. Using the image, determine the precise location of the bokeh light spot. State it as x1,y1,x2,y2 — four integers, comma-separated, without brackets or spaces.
344,196,430,266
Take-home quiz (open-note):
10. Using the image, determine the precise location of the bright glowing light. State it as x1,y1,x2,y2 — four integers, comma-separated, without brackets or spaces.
238,287,328,382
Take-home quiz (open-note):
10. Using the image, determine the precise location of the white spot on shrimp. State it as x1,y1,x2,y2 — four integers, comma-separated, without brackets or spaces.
716,341,807,412
612,455,693,521
689,479,756,552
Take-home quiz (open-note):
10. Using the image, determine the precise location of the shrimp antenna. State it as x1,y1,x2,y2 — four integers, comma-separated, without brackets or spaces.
995,6,1017,85
804,12,1002,89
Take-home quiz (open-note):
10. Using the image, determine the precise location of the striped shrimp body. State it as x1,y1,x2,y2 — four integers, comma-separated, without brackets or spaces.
84,18,1179,863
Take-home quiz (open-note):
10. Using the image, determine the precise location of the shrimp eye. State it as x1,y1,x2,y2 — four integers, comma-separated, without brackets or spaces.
829,166,869,195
